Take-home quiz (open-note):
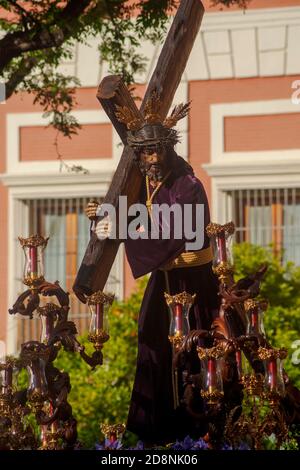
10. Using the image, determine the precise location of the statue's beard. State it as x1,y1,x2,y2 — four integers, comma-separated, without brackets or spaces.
139,162,165,182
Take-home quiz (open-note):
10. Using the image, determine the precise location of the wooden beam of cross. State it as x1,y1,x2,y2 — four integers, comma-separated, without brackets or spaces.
73,0,205,300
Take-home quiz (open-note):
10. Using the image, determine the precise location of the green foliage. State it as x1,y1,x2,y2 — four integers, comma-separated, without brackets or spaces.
54,278,147,448
0,1,175,136
211,0,251,8
233,243,300,387
0,0,253,136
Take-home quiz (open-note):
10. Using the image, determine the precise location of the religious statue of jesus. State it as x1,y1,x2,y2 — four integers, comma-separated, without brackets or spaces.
85,98,220,445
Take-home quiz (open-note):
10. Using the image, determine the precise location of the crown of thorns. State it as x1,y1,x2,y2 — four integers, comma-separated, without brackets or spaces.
115,92,191,149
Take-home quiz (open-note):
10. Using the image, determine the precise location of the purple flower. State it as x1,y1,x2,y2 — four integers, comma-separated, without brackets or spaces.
134,441,145,450
95,438,123,450
191,438,209,450
221,441,250,450
94,435,250,451
237,442,250,450
221,443,233,451
170,436,208,451
127,440,145,450
95,443,105,450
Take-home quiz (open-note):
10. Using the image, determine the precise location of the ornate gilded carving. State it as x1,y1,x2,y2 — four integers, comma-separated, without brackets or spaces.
244,299,268,312
168,334,185,351
164,291,196,306
240,373,265,396
200,390,224,404
206,221,235,237
213,262,234,281
257,347,287,361
197,344,225,360
115,91,190,131
88,331,110,347
100,423,126,439
87,291,115,306
18,235,49,247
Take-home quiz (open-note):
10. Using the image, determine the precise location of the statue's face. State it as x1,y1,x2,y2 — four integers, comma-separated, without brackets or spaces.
139,145,167,182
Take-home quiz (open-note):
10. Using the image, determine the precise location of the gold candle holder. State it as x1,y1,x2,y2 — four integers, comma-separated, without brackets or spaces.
206,222,235,285
164,291,196,351
19,235,49,288
258,347,287,405
87,291,114,351
197,345,225,405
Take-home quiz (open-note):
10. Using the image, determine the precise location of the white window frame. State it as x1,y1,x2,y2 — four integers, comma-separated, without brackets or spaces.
3,174,124,354
6,109,123,175
203,99,300,222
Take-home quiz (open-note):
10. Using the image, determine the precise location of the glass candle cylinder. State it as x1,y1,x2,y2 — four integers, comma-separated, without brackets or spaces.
38,303,58,344
87,291,114,349
20,342,50,407
40,425,48,448
197,345,224,405
206,222,235,268
239,350,265,396
258,347,287,401
49,402,59,434
27,357,48,403
18,235,49,287
90,303,105,333
235,349,243,381
164,291,196,350
0,358,14,396
245,299,268,338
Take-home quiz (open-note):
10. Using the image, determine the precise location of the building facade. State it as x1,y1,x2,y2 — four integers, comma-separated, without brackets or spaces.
1,0,300,353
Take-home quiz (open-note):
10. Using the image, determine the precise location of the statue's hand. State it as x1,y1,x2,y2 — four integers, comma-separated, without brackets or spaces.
85,201,99,220
95,215,113,240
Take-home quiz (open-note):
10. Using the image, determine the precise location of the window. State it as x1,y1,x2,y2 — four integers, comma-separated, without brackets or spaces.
224,188,300,264
16,197,122,348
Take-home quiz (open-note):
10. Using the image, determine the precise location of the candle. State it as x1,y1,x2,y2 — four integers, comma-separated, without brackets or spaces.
251,308,259,333
268,359,278,390
95,303,104,332
50,403,58,434
29,246,38,276
207,358,217,391
174,303,183,334
217,232,227,263
235,350,242,378
41,425,48,447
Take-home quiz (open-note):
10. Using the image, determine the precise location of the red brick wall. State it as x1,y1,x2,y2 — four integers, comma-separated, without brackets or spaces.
224,113,300,152
20,123,112,161
202,0,300,11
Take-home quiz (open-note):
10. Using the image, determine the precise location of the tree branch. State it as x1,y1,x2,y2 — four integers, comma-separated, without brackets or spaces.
0,0,92,74
60,0,92,20
5,55,38,99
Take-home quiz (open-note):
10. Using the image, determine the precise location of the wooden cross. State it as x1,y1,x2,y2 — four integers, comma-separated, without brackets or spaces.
73,0,205,300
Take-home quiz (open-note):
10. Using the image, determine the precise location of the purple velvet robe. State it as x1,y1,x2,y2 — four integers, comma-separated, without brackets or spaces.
124,156,220,443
